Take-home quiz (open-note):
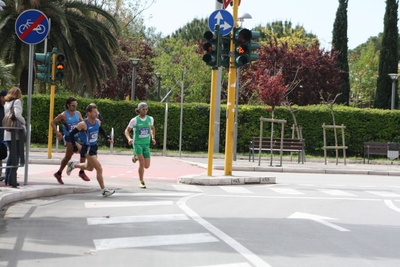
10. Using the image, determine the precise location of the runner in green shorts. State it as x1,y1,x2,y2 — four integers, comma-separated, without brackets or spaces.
124,102,156,188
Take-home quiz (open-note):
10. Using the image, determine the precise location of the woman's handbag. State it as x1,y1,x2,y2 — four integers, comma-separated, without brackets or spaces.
2,101,16,131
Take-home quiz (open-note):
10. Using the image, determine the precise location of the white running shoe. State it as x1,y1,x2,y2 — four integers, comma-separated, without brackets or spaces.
102,188,115,197
66,161,76,176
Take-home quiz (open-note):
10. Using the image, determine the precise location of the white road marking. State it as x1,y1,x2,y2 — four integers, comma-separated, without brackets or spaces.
288,212,350,232
178,194,272,267
173,184,203,192
208,194,381,202
87,214,190,225
84,201,173,208
219,186,252,194
366,191,400,197
384,199,400,213
318,189,356,196
113,192,193,197
93,233,218,250
269,188,304,195
193,263,252,267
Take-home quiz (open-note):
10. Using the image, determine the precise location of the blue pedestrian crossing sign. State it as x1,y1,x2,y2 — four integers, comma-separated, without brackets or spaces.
208,9,234,36
15,9,49,45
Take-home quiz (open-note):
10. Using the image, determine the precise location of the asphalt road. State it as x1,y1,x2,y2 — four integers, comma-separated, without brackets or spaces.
1,171,400,267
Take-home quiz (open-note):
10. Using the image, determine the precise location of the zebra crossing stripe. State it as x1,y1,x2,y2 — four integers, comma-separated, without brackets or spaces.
85,201,173,208
87,214,190,225
113,192,193,197
219,186,252,194
269,188,304,195
318,189,356,196
93,233,218,250
193,263,252,267
173,184,203,192
366,191,400,197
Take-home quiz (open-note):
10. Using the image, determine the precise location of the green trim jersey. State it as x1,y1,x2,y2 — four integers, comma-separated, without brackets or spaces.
128,115,154,145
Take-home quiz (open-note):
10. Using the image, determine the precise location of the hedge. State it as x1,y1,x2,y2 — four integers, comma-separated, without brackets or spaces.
25,95,400,156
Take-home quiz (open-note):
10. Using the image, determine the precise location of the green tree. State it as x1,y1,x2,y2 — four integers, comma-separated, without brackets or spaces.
0,0,120,96
96,33,155,101
349,41,379,106
350,33,383,56
332,0,350,105
169,18,209,44
254,20,318,48
375,0,399,109
152,37,212,103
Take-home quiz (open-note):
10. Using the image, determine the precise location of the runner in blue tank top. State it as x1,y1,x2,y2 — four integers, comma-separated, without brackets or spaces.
51,97,90,184
67,103,115,197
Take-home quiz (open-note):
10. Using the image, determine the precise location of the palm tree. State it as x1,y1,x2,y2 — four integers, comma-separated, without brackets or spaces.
0,0,120,95
0,60,14,86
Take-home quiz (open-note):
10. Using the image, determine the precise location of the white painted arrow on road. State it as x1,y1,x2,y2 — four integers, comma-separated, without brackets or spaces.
288,212,350,232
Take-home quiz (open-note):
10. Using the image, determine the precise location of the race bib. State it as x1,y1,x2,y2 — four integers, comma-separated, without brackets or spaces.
139,128,150,138
69,123,78,131
89,132,98,143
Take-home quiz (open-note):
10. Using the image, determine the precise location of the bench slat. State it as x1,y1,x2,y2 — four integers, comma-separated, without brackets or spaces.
249,137,305,163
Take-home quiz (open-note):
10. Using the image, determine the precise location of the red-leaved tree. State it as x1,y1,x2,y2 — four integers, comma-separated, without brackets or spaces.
241,39,343,105
258,71,288,116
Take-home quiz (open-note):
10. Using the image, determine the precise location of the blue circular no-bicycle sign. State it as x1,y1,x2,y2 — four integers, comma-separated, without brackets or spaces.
15,9,49,45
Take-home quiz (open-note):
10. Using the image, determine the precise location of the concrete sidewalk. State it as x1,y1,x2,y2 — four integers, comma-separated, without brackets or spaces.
1,150,400,210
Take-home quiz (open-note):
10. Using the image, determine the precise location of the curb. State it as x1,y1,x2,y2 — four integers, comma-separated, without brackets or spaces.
178,175,276,186
0,185,98,210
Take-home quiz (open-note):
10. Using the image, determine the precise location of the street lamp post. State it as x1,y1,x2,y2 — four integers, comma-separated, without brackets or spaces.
130,58,140,101
388,73,400,110
155,72,162,101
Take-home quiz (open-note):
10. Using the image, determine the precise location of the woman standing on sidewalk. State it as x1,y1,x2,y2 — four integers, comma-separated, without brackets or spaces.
3,87,25,186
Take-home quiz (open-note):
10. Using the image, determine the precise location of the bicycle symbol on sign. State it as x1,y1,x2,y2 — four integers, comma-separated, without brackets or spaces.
18,19,46,34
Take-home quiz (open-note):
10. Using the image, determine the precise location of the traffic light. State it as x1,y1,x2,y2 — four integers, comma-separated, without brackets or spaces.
233,27,260,67
221,36,231,68
249,30,260,63
202,30,219,67
55,53,65,80
34,52,52,83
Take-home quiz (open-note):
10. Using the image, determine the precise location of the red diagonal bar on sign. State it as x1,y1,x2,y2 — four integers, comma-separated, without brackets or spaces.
19,14,46,40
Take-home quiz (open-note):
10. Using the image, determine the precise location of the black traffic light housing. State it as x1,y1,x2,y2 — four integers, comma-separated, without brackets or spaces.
55,53,65,80
34,52,52,83
233,28,260,67
221,36,231,68
202,25,221,68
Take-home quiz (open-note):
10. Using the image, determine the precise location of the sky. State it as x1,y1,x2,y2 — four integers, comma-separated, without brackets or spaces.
141,0,394,50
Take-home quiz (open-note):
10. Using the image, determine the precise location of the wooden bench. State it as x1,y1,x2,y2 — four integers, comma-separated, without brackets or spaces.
363,141,400,163
363,142,387,164
249,137,305,163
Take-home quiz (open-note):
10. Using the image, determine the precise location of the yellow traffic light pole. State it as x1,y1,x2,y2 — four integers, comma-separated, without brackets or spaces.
47,51,56,159
224,0,239,175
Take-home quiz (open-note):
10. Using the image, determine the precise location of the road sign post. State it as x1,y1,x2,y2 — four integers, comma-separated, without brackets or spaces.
15,9,49,185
